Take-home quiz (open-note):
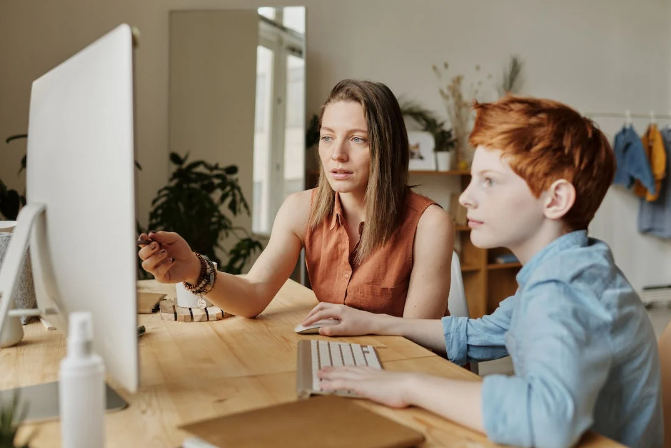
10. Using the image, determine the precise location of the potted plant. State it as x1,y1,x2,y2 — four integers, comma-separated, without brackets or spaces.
0,392,34,448
0,135,28,220
141,152,263,276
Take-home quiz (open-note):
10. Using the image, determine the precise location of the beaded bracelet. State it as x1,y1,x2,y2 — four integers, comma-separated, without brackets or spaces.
183,253,217,296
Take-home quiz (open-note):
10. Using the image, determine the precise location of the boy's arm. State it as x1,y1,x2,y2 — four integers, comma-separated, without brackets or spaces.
441,295,515,365
481,280,612,448
304,294,515,360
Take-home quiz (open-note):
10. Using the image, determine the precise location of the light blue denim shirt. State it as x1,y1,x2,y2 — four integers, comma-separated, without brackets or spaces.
442,231,663,448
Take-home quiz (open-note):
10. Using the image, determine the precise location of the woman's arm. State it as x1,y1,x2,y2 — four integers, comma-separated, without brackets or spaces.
202,190,311,317
403,204,455,318
141,190,311,318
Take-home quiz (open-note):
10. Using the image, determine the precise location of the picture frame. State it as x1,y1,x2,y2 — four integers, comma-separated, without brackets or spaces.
407,131,436,171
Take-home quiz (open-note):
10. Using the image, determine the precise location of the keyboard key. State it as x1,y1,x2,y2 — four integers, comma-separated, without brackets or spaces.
351,343,367,366
340,343,355,366
319,340,331,367
311,340,321,391
329,342,344,367
362,345,381,369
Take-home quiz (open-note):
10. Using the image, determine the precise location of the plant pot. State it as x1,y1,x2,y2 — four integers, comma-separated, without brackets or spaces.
435,151,452,172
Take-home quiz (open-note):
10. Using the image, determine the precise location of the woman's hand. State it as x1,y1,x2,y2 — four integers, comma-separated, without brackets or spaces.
318,366,418,408
137,231,200,284
301,302,385,336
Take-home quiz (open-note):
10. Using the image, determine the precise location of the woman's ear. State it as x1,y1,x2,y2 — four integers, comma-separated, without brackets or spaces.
543,179,576,220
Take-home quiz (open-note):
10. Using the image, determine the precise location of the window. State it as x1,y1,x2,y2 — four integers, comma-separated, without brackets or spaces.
252,8,305,235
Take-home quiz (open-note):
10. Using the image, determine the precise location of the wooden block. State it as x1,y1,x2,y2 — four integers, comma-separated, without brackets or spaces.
161,312,176,321
191,308,208,322
206,306,224,321
176,307,191,322
159,299,176,321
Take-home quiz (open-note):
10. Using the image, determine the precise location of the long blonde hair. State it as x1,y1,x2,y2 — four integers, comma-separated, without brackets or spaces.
309,79,409,265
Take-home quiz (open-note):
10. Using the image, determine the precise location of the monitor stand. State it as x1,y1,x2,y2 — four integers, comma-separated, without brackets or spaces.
0,381,128,423
0,205,129,421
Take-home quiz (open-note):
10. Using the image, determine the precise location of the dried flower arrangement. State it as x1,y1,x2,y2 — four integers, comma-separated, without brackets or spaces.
432,62,491,169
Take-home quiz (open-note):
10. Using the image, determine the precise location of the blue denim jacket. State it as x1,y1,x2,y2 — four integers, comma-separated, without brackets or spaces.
613,125,656,195
442,231,663,448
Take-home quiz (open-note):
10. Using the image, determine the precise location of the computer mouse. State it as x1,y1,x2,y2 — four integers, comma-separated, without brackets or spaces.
294,318,340,335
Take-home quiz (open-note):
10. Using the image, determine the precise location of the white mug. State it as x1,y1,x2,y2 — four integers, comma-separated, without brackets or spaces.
175,262,216,309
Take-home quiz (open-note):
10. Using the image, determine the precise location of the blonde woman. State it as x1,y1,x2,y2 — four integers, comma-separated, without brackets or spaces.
139,79,454,319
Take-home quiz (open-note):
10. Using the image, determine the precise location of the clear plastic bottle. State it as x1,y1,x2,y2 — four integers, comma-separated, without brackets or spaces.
59,311,105,448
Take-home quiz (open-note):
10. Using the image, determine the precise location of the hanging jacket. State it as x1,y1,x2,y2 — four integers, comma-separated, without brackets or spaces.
634,124,666,201
638,126,671,238
612,125,655,194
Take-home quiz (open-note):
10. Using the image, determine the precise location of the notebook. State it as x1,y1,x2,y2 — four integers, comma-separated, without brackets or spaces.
180,395,425,448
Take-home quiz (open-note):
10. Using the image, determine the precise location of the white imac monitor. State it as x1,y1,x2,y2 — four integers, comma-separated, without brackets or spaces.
0,24,139,397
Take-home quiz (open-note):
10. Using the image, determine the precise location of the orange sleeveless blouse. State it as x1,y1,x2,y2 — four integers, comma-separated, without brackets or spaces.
304,189,438,317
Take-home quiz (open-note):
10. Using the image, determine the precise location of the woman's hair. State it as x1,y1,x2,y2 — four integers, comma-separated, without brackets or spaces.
309,79,409,264
469,95,615,230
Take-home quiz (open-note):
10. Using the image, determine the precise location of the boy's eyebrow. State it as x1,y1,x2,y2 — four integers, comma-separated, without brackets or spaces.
473,169,504,176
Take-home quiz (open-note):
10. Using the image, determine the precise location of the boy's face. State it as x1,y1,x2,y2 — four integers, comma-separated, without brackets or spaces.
459,145,548,253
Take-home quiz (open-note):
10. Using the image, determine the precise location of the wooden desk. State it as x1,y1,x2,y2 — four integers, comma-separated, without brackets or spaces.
1,280,623,448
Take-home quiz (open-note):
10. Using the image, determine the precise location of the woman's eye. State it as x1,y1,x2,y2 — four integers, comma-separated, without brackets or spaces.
351,136,366,144
320,136,332,143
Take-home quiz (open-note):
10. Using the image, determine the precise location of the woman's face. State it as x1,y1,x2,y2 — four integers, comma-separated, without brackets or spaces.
318,101,371,196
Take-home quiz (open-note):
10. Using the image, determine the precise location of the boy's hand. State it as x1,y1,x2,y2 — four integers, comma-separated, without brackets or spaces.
318,367,417,408
301,303,381,336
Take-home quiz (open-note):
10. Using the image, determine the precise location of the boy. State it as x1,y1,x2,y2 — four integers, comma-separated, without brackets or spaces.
301,96,663,448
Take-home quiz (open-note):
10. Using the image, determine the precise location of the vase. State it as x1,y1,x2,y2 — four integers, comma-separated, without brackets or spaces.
436,151,452,172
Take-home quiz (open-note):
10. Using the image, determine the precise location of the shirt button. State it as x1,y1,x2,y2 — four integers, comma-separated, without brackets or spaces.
344,273,350,279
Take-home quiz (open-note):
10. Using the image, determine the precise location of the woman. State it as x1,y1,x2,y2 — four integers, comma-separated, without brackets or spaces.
139,79,454,319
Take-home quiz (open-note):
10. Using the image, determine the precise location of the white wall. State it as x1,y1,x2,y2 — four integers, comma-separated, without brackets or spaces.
170,10,257,261
1,0,670,289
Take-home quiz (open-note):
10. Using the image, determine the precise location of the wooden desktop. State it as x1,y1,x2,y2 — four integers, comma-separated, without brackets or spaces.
0,279,623,447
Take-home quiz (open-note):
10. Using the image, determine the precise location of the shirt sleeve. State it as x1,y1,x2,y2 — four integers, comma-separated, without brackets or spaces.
481,280,612,448
441,295,514,365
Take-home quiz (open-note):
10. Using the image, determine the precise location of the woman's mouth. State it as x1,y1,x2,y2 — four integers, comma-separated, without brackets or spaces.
330,169,353,180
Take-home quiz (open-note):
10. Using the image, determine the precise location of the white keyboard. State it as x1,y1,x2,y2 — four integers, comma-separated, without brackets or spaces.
296,339,382,399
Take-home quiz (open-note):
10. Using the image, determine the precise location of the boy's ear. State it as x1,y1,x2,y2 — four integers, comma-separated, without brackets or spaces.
543,179,576,220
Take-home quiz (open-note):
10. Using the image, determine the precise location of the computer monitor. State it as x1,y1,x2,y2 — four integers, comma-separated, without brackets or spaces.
0,24,139,399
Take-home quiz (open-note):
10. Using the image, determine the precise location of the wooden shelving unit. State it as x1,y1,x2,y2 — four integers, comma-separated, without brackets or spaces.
451,173,521,319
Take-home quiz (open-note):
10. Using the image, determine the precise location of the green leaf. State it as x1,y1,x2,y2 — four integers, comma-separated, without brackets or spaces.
0,190,20,220
169,152,186,166
18,156,26,175
5,134,27,144
223,165,238,175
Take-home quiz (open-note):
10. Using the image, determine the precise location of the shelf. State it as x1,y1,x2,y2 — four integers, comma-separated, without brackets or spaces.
409,169,471,176
487,262,522,270
455,225,470,232
460,264,481,272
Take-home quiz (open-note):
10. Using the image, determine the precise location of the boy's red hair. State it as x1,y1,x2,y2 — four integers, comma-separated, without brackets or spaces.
469,95,615,230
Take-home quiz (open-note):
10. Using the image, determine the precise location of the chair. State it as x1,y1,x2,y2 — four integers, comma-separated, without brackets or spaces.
659,318,671,448
446,252,479,375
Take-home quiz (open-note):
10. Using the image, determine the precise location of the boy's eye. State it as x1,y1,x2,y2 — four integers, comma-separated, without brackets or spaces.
483,177,495,187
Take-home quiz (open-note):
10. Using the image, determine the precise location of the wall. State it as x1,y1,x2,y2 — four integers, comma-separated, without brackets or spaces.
170,10,257,260
1,0,670,289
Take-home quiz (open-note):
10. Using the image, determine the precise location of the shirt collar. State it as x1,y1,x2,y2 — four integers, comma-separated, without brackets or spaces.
330,192,344,230
516,230,588,287
329,192,365,234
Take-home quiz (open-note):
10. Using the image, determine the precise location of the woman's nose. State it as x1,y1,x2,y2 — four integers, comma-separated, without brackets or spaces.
331,140,348,162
